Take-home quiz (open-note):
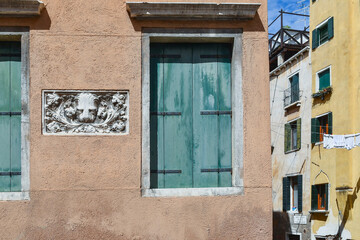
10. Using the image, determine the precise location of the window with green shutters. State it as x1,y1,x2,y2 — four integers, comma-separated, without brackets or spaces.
0,42,22,192
283,175,302,212
311,184,329,211
317,67,331,91
284,119,301,153
150,43,232,188
311,113,332,143
312,17,334,49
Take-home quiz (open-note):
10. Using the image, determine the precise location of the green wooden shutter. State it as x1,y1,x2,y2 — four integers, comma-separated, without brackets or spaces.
291,74,299,103
319,69,330,90
325,183,329,210
327,17,334,40
150,43,232,188
312,29,319,49
297,175,303,212
283,177,290,211
311,185,318,210
296,119,301,150
311,118,320,143
193,43,232,188
284,123,291,152
327,112,333,134
0,42,21,192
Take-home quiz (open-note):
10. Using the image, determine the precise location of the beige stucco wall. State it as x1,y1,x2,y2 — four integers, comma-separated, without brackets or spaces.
0,0,271,239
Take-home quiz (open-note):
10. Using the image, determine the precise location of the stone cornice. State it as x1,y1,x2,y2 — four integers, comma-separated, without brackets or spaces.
0,0,44,17
126,2,261,20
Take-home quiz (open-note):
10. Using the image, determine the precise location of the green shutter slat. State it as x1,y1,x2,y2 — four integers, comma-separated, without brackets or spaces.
0,116,11,192
0,42,11,113
328,112,333,135
327,17,334,40
217,44,232,187
150,44,165,189
0,42,13,192
163,44,193,188
193,43,219,188
284,123,291,152
325,183,329,210
312,29,319,50
311,118,320,143
297,175,303,212
10,42,22,113
283,177,290,211
311,185,318,210
297,119,301,150
10,115,21,191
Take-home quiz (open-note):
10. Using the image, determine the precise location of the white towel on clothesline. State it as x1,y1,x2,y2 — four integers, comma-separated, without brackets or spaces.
333,135,346,148
345,134,355,150
323,134,334,149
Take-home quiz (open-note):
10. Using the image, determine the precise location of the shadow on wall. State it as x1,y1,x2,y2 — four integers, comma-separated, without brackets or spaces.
0,8,51,30
335,177,360,239
273,211,291,240
128,12,266,33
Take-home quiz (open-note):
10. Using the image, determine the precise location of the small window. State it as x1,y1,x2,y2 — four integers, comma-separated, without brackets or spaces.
287,233,301,240
311,184,329,211
318,24,329,45
283,175,303,212
312,17,334,49
284,119,301,152
311,113,332,143
284,73,300,107
316,67,331,91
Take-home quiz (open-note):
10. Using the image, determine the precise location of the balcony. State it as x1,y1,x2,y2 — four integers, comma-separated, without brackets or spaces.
284,84,301,108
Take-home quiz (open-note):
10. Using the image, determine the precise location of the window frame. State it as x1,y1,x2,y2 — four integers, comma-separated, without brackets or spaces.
313,17,333,49
311,112,332,144
141,29,244,197
284,118,301,153
286,232,301,240
283,174,302,213
0,27,30,201
311,183,329,211
315,65,331,92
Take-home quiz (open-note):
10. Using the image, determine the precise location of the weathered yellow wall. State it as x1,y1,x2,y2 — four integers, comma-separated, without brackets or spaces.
0,0,271,239
310,0,360,238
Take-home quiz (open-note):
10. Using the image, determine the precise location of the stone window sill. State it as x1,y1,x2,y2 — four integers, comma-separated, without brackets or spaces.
142,187,244,197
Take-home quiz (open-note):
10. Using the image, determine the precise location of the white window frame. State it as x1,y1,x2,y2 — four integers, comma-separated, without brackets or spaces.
141,29,244,197
0,27,30,201
289,176,299,212
315,65,331,92
315,17,332,48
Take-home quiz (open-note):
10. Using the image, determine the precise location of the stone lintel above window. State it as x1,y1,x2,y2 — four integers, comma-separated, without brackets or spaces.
0,0,45,17
126,2,261,20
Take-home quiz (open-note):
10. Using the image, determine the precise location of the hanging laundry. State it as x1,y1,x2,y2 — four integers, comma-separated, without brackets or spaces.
333,135,346,148
344,134,355,150
323,134,334,149
355,134,360,147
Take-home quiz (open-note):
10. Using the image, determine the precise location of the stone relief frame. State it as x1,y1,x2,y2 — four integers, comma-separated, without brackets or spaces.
141,29,244,197
0,27,30,201
42,90,129,135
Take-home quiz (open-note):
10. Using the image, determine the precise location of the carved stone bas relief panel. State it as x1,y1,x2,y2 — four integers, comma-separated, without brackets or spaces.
43,90,129,135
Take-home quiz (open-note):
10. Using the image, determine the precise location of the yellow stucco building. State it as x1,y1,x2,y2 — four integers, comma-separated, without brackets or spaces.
310,0,360,239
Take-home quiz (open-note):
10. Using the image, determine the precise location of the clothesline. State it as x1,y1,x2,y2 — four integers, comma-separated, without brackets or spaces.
323,133,360,150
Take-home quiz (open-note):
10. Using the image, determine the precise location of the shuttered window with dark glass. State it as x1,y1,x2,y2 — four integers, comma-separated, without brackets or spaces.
284,119,301,153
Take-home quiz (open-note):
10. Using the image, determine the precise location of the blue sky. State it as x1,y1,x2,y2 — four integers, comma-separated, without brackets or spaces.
268,0,309,34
